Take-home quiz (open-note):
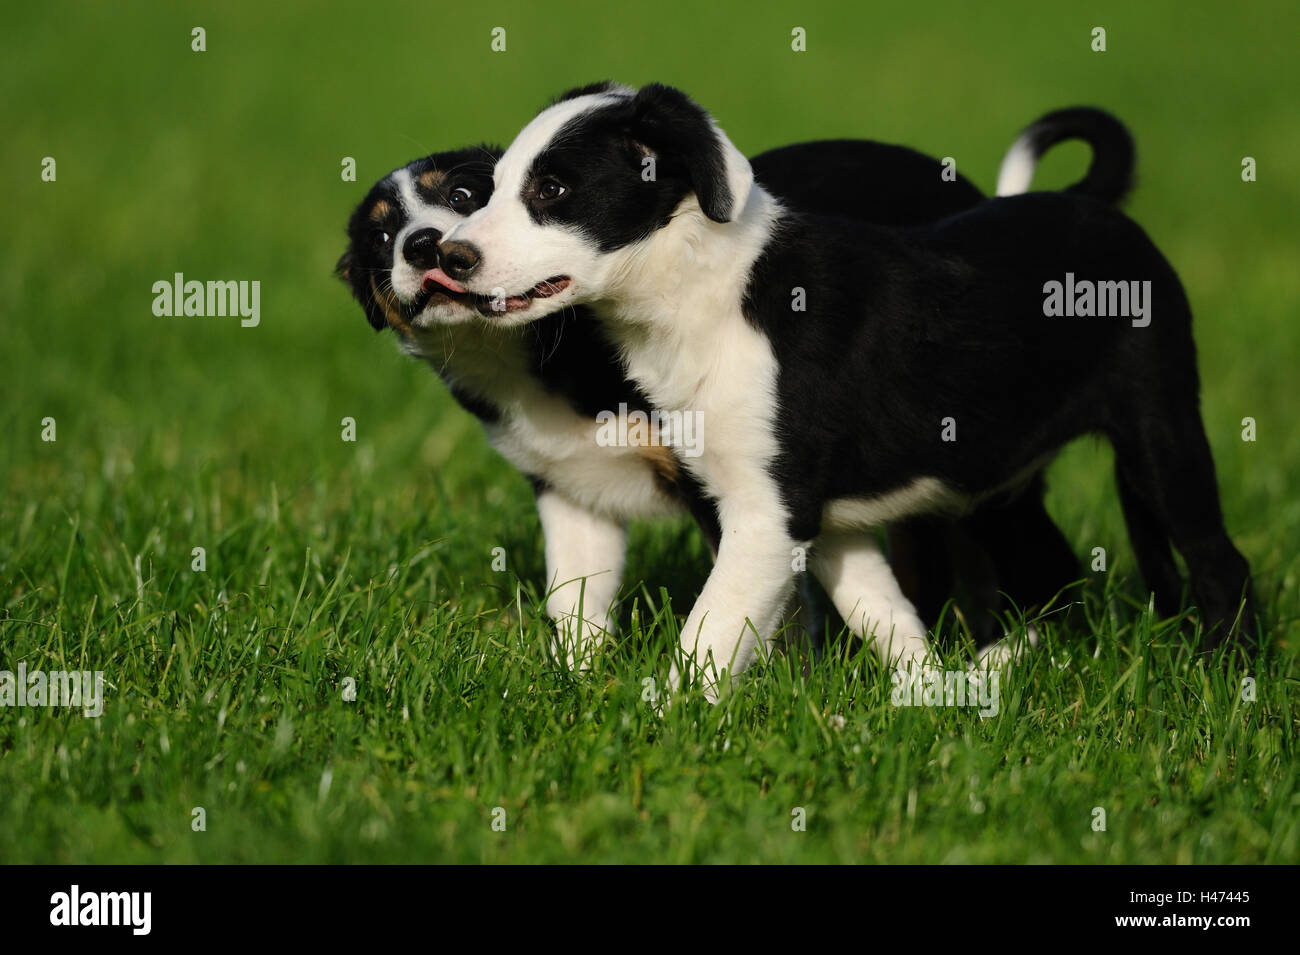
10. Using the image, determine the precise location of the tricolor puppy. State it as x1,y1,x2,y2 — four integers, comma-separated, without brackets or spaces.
436,83,1258,697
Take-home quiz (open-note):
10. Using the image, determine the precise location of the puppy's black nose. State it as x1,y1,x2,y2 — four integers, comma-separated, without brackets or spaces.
402,228,441,270
439,240,482,282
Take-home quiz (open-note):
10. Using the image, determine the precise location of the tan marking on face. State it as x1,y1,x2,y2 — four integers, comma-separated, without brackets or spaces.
418,169,445,190
369,199,392,222
369,275,412,335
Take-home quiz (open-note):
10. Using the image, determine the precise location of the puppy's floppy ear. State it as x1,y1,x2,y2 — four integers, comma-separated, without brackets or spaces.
335,248,388,332
629,83,753,223
335,248,355,286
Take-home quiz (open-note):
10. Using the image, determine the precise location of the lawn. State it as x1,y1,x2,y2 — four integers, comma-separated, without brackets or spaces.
1,0,1297,863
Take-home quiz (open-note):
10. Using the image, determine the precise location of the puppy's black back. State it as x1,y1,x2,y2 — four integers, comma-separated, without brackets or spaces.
752,139,983,225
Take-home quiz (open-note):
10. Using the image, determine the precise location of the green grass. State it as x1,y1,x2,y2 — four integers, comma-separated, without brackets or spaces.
1,0,1297,863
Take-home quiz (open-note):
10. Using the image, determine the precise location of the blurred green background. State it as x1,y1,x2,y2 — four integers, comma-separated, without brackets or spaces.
1,0,1297,863
3,0,1296,542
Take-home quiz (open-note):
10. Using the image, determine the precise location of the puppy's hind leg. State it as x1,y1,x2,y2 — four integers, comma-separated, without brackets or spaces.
968,474,1082,615
1114,462,1184,617
887,516,959,633
964,476,1082,664
1111,412,1257,651
811,531,932,671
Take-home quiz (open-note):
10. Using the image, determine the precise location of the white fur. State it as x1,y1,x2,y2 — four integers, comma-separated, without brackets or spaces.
536,489,627,669
975,624,1041,668
594,189,805,698
823,478,962,531
668,515,801,702
403,322,680,522
995,136,1038,197
389,168,466,307
810,531,931,668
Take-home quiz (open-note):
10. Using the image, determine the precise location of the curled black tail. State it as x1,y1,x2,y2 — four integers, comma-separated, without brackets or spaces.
995,107,1136,204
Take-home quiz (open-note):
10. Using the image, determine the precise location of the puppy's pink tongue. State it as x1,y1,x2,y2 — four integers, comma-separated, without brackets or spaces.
422,268,468,294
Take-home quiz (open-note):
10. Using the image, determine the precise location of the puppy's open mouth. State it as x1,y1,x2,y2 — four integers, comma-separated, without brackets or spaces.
409,285,469,317
421,269,572,315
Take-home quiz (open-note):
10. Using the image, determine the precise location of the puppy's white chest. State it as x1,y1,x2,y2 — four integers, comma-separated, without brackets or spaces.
617,309,782,502
485,395,680,522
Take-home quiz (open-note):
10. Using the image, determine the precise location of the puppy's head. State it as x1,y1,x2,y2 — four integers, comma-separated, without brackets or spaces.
432,82,754,325
336,146,499,333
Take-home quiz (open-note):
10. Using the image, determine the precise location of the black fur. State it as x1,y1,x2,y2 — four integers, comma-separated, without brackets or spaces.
1016,106,1136,204
740,193,1256,645
483,84,1255,649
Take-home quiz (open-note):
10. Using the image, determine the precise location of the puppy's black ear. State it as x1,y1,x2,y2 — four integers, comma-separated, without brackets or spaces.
336,248,388,332
629,83,753,223
335,248,354,285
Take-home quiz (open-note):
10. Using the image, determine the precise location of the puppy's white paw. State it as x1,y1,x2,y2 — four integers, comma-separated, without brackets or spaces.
550,618,609,671
660,659,722,709
973,625,1039,669
896,639,933,672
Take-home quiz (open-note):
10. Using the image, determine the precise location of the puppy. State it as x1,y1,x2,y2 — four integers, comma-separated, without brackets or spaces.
435,83,1257,697
339,106,1127,668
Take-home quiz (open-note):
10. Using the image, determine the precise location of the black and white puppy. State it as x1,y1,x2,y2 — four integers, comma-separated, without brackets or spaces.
434,83,1257,697
339,105,1128,670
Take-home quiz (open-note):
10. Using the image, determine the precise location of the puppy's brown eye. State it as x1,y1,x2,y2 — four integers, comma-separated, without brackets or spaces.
449,187,474,207
537,179,566,200
372,231,391,250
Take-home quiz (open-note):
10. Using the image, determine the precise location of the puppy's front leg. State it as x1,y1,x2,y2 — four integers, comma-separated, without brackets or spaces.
671,514,799,701
535,488,627,670
810,530,931,670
